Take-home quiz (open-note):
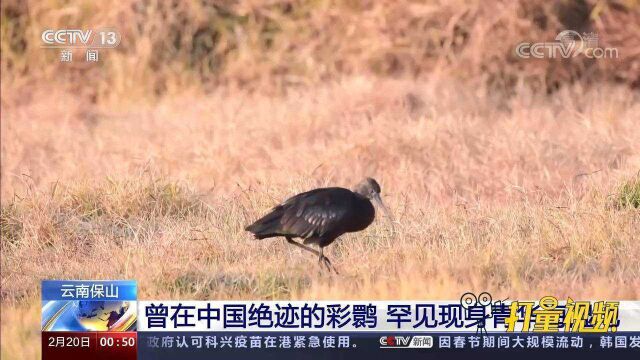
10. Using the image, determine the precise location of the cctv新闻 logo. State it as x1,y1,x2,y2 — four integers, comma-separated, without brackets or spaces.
41,28,120,48
379,335,433,348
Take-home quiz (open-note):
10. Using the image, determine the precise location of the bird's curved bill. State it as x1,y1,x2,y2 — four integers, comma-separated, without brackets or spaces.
372,193,396,236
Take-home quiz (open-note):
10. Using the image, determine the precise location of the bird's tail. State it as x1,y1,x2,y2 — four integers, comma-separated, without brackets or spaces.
245,208,284,240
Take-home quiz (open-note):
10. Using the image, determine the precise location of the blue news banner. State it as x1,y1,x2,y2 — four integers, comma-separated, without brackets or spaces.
137,299,640,360
41,281,640,360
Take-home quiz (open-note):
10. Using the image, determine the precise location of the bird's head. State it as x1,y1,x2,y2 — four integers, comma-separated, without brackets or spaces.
354,177,395,235
353,177,381,199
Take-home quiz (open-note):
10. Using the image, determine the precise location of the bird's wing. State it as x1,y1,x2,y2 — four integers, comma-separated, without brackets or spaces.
279,189,352,239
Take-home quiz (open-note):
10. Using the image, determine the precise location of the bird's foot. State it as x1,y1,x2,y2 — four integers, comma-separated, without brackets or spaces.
318,255,339,275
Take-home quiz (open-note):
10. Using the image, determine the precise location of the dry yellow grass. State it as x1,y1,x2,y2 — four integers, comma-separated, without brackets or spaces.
2,0,639,101
1,78,640,359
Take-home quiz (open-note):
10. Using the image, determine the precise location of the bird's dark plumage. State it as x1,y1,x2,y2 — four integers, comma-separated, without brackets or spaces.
245,187,374,247
245,178,391,273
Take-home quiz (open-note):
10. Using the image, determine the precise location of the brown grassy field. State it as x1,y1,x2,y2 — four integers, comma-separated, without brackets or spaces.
2,1,640,359
2,77,640,358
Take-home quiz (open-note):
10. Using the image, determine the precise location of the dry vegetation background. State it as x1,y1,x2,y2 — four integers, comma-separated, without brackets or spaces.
1,0,640,358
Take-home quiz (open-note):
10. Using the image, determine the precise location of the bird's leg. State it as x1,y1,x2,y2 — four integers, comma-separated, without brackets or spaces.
317,247,328,271
319,247,339,275
284,237,338,274
285,236,321,257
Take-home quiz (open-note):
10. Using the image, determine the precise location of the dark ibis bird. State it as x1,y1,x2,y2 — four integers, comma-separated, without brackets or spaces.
245,178,393,273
